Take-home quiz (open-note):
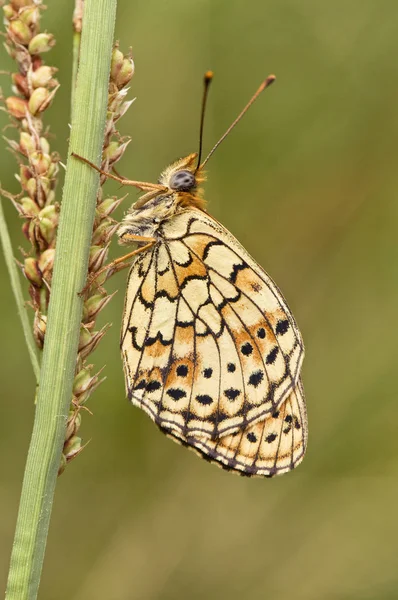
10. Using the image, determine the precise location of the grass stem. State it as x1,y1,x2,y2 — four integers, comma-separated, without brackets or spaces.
5,1,117,597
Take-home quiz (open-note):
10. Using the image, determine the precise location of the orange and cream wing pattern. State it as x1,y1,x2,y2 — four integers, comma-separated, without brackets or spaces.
161,376,307,477
120,208,306,476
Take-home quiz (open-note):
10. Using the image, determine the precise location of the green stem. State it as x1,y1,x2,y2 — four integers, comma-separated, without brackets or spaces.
0,198,41,382
71,30,80,114
5,1,117,598
71,0,84,118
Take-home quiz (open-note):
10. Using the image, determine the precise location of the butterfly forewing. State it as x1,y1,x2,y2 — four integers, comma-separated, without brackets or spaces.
121,209,305,451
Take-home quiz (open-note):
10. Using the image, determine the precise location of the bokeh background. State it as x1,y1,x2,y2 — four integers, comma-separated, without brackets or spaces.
1,1,398,598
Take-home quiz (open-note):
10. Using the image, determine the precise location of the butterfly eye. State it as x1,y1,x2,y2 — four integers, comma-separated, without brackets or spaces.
169,170,196,191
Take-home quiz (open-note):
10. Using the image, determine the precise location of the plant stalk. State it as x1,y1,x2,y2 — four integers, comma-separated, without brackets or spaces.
0,198,41,382
5,1,117,598
71,0,84,118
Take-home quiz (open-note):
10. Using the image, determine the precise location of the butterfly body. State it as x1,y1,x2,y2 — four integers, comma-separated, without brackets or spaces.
117,153,307,477
118,153,205,243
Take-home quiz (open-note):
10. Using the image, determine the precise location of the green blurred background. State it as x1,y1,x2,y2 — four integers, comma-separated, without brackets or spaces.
1,1,398,598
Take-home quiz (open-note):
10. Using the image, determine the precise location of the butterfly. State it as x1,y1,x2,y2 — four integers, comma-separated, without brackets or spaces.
75,73,307,477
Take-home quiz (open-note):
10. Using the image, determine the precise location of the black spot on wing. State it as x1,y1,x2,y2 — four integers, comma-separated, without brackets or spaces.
146,380,161,392
176,365,188,377
134,379,146,391
276,319,290,335
266,346,279,365
251,282,262,293
196,394,213,405
224,388,241,401
167,388,187,401
241,342,253,356
248,370,264,388
229,261,249,283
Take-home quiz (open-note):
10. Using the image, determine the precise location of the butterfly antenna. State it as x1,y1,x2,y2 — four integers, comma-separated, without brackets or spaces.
200,74,276,169
196,70,214,172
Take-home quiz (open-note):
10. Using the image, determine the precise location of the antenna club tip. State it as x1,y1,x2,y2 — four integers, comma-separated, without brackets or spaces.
204,70,214,82
264,74,276,88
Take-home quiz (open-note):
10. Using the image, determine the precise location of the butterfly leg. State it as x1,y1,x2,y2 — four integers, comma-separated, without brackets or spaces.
79,234,156,296
71,152,167,193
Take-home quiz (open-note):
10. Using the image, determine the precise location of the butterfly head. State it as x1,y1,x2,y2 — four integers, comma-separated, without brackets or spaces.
158,152,204,191
117,153,206,244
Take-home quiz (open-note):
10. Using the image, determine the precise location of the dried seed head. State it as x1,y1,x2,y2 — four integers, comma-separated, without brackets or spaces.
83,293,114,322
63,436,82,462
38,247,55,278
115,56,135,89
28,32,56,55
40,136,50,155
89,245,109,271
96,196,123,218
6,96,28,119
21,196,40,216
39,204,58,223
28,87,50,115
103,140,130,165
19,6,40,28
78,327,108,360
9,18,33,45
33,311,47,347
65,411,82,440
30,150,51,174
110,47,124,80
24,256,42,286
73,367,96,396
11,0,32,9
25,177,37,200
3,5,16,19
91,221,118,245
30,65,57,88
20,131,37,155
38,216,55,244
12,72,29,98
36,176,53,205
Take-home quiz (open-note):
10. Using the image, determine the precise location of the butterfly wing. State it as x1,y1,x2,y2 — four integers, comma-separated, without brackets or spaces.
121,208,305,449
161,376,307,476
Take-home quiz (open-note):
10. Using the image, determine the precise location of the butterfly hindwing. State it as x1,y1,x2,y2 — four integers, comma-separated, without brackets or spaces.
121,208,305,446
162,376,307,477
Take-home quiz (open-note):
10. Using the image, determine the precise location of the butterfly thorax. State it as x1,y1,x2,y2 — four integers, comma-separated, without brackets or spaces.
117,152,206,245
